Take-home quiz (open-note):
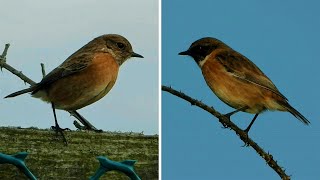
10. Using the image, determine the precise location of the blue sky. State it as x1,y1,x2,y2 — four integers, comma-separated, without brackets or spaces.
162,0,320,179
0,0,158,135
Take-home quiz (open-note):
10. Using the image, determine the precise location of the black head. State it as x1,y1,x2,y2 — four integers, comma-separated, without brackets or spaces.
179,37,229,64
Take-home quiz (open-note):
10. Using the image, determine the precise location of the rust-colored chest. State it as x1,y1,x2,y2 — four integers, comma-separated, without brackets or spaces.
47,53,119,110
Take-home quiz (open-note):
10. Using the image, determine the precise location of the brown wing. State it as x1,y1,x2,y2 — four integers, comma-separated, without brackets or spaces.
31,52,93,94
215,49,288,100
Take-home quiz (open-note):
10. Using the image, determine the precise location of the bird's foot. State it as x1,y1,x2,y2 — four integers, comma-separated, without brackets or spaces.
51,125,69,145
244,127,250,134
73,120,103,132
223,113,232,120
220,113,232,129
240,130,250,147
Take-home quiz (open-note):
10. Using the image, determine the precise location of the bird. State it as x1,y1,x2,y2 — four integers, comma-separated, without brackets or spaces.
5,34,143,143
178,37,310,133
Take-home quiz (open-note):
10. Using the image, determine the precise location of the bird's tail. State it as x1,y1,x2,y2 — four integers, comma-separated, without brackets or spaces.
4,87,35,98
279,101,310,125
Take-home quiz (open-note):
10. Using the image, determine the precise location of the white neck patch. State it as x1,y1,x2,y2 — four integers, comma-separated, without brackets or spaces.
198,55,209,68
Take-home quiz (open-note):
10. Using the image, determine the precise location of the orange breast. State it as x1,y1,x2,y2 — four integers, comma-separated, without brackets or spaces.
201,57,271,114
47,53,119,110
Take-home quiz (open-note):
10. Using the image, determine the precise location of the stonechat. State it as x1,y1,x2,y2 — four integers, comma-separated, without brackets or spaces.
5,34,143,141
179,37,309,133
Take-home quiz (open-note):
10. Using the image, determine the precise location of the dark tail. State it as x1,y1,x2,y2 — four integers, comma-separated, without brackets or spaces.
4,87,35,98
281,102,310,125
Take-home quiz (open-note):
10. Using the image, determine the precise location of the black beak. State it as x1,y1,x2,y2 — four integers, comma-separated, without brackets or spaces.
178,50,190,56
131,52,144,58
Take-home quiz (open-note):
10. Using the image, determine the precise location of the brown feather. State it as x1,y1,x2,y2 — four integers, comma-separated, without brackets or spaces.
213,49,288,101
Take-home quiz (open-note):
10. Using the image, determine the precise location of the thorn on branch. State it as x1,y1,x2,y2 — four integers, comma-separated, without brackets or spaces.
241,141,250,147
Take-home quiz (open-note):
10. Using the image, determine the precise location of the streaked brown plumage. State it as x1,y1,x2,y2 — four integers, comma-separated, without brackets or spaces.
179,37,309,133
5,34,143,141
6,34,143,110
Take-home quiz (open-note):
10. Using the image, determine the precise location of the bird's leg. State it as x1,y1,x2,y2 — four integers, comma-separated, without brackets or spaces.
71,110,102,132
51,103,68,145
223,106,248,119
221,106,248,128
244,113,259,134
239,113,260,147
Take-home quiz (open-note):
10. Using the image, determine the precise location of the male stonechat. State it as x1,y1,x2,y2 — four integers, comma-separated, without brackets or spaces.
179,37,309,133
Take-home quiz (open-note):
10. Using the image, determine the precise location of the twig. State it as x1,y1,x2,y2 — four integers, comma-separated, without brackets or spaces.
0,44,10,71
1,43,10,57
0,44,98,131
162,85,290,180
0,44,35,85
40,63,46,77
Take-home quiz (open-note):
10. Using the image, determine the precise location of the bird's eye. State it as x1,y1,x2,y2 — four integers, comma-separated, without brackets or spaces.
117,42,125,49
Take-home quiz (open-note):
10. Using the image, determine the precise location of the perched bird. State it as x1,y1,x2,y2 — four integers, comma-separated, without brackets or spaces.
179,37,309,133
5,34,143,142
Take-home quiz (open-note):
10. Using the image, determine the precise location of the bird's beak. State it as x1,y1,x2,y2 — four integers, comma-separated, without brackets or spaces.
178,50,190,56
131,52,144,58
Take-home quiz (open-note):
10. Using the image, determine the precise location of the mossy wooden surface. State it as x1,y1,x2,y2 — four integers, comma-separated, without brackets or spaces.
0,127,158,180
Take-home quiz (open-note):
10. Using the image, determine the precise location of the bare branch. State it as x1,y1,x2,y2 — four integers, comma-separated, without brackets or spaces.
162,85,290,180
40,63,46,77
1,44,10,60
0,44,36,85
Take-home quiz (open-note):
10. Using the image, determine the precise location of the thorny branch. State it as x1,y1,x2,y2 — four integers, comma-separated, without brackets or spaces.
0,44,98,131
162,85,290,180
